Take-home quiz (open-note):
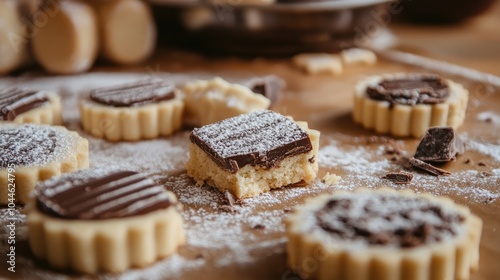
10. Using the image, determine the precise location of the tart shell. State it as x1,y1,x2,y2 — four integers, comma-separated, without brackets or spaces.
285,188,482,280
27,192,185,274
353,74,469,138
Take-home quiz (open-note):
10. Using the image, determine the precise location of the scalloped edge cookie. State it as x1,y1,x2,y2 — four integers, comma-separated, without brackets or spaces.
182,77,271,127
0,125,89,204
27,191,185,274
79,92,184,141
286,187,482,280
353,73,469,138
1,93,63,125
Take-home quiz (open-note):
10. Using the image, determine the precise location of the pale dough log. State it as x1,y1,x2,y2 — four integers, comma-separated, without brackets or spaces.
89,0,156,65
0,0,30,75
32,1,99,74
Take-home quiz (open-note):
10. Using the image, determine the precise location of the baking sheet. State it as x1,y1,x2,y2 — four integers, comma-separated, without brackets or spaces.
0,52,499,279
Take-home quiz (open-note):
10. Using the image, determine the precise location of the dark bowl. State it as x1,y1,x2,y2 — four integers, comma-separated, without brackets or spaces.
398,0,496,24
149,0,395,56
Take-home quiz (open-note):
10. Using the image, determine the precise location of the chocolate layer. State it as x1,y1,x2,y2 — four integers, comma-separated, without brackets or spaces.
90,80,176,107
316,193,465,247
0,88,49,121
190,110,313,173
414,127,465,162
366,74,449,106
36,169,173,220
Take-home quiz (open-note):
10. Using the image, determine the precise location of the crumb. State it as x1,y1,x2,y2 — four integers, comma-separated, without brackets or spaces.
220,205,239,214
224,190,237,207
321,172,341,185
478,171,492,178
391,156,399,162
381,171,413,184
252,224,265,230
194,254,204,260
292,53,343,75
283,209,292,213
384,146,401,155
464,158,472,164
484,117,493,123
478,162,487,167
483,197,495,204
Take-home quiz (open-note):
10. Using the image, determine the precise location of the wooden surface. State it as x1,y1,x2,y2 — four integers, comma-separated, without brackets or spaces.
1,3,500,280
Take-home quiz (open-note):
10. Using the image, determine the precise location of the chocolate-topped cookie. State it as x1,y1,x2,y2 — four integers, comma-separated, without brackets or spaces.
0,87,62,125
186,110,320,198
353,73,469,138
27,169,185,274
242,75,285,104
80,80,184,141
286,188,482,280
0,124,88,204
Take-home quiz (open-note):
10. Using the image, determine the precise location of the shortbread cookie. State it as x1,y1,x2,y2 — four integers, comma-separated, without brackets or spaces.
186,110,320,199
292,53,343,75
182,77,270,126
27,169,185,274
353,73,469,138
340,48,377,65
80,80,184,141
0,88,62,125
0,124,89,204
286,188,482,280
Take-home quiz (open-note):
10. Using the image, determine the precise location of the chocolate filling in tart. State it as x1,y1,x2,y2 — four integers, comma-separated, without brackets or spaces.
366,74,449,106
0,88,49,121
190,110,313,173
35,169,173,220
0,125,73,168
89,80,176,107
414,127,465,162
315,193,465,247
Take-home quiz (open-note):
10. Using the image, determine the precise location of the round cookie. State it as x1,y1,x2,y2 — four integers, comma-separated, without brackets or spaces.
27,169,185,274
0,124,89,204
285,188,482,280
0,88,62,125
79,80,184,141
353,73,469,138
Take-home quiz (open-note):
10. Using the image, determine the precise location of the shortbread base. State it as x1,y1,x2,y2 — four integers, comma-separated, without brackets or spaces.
27,192,185,274
353,74,469,138
1,94,62,125
182,77,271,127
79,95,184,141
286,188,483,280
0,128,89,205
186,128,320,199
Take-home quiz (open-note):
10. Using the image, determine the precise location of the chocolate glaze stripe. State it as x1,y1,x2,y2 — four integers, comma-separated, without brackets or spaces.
0,88,49,121
60,177,155,213
37,170,172,220
90,80,176,107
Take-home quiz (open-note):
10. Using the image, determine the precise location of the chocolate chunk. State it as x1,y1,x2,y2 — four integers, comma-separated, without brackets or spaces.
464,158,472,164
409,157,451,176
190,110,312,173
478,162,487,167
224,190,237,207
90,80,176,107
315,193,464,248
252,224,266,230
243,75,285,104
381,171,413,184
414,127,465,162
35,169,173,220
366,74,449,106
0,88,49,121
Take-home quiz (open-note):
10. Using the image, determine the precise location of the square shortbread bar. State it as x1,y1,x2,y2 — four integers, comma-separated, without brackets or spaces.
186,110,320,199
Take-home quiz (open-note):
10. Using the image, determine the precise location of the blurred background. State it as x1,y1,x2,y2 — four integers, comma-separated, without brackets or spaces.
0,0,499,76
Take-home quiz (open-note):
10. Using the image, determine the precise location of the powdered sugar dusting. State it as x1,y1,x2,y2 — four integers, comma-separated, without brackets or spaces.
0,124,77,168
